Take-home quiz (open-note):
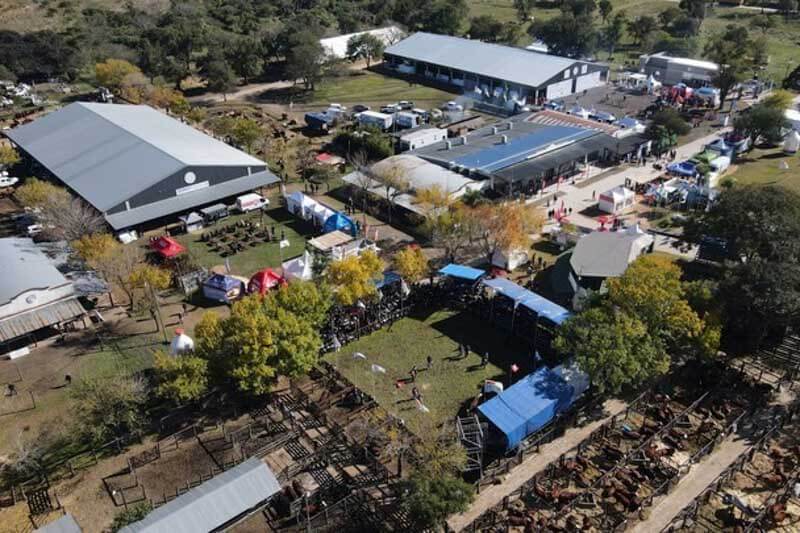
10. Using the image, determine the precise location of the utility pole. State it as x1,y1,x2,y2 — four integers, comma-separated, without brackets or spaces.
146,281,169,344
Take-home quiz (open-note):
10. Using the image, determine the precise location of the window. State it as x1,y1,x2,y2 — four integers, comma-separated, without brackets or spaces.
581,65,588,74
563,70,570,79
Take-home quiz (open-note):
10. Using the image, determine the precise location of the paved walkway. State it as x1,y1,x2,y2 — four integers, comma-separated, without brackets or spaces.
447,399,627,532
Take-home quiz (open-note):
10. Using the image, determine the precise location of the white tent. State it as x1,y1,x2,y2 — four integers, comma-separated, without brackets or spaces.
169,329,195,356
598,186,635,214
285,191,316,220
784,130,800,155
283,250,314,281
785,109,800,132
646,75,662,94
312,203,336,225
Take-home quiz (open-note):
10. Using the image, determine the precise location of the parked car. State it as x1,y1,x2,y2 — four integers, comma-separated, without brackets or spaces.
544,101,565,111
0,176,19,187
398,100,414,110
352,104,370,113
442,101,463,112
235,193,269,212
380,103,401,113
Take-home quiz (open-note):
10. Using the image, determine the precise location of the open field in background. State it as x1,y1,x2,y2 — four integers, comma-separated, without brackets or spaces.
325,309,536,434
727,146,800,194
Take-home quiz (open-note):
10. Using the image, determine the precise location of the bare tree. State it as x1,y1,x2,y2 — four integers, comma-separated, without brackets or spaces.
371,160,409,224
92,244,142,310
38,197,106,242
348,150,375,214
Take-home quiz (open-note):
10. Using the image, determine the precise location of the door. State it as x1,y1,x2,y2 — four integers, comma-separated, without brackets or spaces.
575,71,603,93
546,78,572,99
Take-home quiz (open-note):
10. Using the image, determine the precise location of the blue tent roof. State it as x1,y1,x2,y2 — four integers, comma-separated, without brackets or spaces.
204,274,241,291
438,264,486,281
483,278,572,325
376,271,402,289
478,367,574,450
323,212,356,235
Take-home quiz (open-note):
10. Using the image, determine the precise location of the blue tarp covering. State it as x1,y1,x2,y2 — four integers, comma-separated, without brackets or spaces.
483,278,572,325
323,212,356,235
478,367,574,450
438,264,486,281
376,271,402,289
667,161,697,177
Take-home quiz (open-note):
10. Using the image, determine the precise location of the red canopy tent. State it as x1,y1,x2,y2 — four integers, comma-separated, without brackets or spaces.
150,236,186,259
248,268,287,295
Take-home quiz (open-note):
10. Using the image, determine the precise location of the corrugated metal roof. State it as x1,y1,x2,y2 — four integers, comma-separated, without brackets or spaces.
5,103,266,211
0,298,85,342
0,238,72,305
119,458,281,533
569,230,654,278
35,514,82,533
104,170,279,230
385,32,585,89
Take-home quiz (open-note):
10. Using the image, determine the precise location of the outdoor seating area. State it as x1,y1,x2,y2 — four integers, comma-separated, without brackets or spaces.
199,219,281,258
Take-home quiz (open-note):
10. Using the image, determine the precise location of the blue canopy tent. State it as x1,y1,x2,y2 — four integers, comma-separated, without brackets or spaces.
323,212,356,236
203,274,245,304
375,271,402,289
438,264,486,282
482,278,572,325
478,367,574,450
667,161,697,177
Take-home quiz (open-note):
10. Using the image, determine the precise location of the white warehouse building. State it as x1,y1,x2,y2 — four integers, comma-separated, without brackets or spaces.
383,32,609,103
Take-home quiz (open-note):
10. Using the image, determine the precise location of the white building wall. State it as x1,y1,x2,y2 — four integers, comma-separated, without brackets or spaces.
0,284,76,320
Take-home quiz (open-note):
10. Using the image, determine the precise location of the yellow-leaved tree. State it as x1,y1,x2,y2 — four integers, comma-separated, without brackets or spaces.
393,246,429,284
469,202,544,263
95,59,142,90
0,145,20,169
15,178,70,209
326,249,383,305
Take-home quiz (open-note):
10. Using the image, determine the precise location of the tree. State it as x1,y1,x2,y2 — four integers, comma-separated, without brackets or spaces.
646,109,690,154
267,281,332,329
326,250,384,305
602,13,627,56
783,63,800,91
750,14,776,34
286,31,325,90
95,59,142,90
90,244,145,310
598,0,613,23
154,351,209,404
201,57,237,101
71,376,148,445
111,502,153,532
761,89,793,111
514,0,535,20
346,33,385,68
779,0,797,18
0,64,17,82
734,104,787,147
0,145,20,169
606,255,715,359
555,306,669,395
704,25,754,109
627,15,658,45
371,160,410,224
679,0,707,21
72,233,118,264
469,202,542,264
659,6,684,27
469,15,505,42
15,178,70,209
530,14,598,58
230,37,264,83
394,246,429,284
413,0,467,35
402,473,474,531
229,118,262,153
37,196,107,242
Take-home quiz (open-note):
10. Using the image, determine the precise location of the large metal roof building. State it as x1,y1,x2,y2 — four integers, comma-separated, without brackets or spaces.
6,103,279,231
119,458,281,533
384,32,608,101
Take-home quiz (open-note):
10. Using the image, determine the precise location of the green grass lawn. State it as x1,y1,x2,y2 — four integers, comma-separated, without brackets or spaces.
279,70,456,110
325,309,535,434
727,147,800,194
172,207,310,277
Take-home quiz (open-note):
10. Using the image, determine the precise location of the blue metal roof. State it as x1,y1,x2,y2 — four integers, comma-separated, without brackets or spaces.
438,263,486,281
483,278,572,325
478,367,574,450
452,126,593,172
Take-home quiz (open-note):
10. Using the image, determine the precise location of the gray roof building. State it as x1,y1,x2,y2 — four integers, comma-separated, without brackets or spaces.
6,103,279,230
119,458,281,533
569,228,654,280
384,32,608,100
0,238,85,345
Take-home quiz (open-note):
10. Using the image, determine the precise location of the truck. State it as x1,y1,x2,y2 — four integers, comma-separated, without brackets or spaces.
235,193,269,212
395,112,420,129
356,110,393,130
305,111,335,132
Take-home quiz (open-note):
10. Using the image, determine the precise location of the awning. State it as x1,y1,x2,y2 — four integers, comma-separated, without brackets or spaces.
438,264,485,281
494,134,619,183
150,236,185,258
0,298,85,343
482,278,571,325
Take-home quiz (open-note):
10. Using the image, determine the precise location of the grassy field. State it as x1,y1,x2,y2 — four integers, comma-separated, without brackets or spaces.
726,147,800,193
266,70,456,111
172,207,310,277
0,335,157,456
325,309,536,434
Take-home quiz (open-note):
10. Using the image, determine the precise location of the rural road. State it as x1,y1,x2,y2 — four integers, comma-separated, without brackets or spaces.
188,79,295,104
447,399,627,532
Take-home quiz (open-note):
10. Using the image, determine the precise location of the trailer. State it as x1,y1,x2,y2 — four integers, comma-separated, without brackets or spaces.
356,110,393,130
395,111,420,129
398,128,448,151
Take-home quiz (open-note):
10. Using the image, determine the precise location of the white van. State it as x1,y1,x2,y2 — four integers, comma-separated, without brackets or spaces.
236,193,269,212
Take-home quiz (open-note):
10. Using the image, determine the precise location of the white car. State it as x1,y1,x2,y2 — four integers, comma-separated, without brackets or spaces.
442,101,463,112
0,176,19,187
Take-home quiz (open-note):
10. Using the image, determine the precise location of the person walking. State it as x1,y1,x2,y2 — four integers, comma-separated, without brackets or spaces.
426,355,433,370
409,365,418,382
